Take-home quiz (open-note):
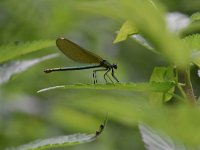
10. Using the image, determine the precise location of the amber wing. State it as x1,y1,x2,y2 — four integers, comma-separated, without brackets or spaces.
56,38,104,64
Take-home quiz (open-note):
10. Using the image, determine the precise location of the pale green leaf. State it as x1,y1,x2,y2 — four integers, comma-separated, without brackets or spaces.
183,34,200,66
191,51,200,67
79,0,190,68
7,134,96,150
37,82,175,93
49,106,101,132
183,34,200,51
69,97,200,146
150,67,175,82
6,113,107,150
149,67,175,103
0,54,58,84
0,40,54,63
180,21,200,37
139,124,188,149
191,12,200,21
114,20,138,43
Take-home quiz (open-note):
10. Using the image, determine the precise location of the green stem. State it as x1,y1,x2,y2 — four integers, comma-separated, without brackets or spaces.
177,67,196,104
177,83,187,100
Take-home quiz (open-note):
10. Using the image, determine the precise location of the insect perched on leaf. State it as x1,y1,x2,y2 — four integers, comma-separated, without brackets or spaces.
44,38,119,84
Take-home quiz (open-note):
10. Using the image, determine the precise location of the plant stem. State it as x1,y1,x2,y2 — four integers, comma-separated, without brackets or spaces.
178,67,196,104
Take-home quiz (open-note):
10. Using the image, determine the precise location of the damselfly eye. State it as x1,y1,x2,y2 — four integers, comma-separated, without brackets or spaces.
113,64,117,69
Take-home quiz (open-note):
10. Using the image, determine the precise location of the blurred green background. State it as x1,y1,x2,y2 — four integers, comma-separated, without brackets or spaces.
0,0,200,149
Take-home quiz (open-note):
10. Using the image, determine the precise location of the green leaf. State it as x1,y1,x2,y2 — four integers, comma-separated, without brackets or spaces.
183,34,200,51
79,0,190,68
150,67,175,82
6,114,107,150
149,67,175,103
37,82,175,93
69,97,200,147
7,134,96,150
191,12,200,21
180,21,200,37
0,40,54,64
139,124,183,149
0,54,58,84
114,20,138,43
191,52,200,67
49,106,101,131
183,34,200,66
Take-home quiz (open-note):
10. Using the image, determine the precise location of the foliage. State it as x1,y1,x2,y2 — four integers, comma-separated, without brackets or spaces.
7,134,96,150
113,20,138,43
1,0,200,150
37,82,174,93
0,40,54,64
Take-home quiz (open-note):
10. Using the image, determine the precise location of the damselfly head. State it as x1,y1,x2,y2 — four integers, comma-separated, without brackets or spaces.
113,64,117,69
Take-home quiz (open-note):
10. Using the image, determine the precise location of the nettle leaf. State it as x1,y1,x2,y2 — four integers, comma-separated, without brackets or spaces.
139,124,185,150
149,67,175,103
69,97,200,147
150,67,175,82
37,82,175,93
183,34,200,67
0,40,54,63
6,116,107,150
80,0,190,67
7,134,95,150
0,54,58,84
130,34,155,51
180,20,200,37
114,12,191,53
183,34,200,51
191,12,200,21
114,20,138,43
